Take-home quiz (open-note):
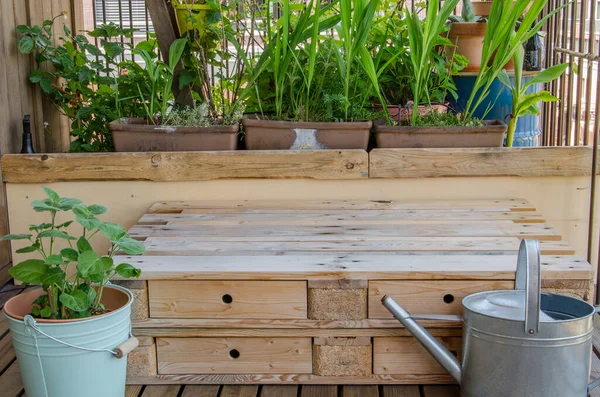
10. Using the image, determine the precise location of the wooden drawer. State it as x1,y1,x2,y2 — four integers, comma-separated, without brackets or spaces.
149,280,307,319
157,337,312,374
368,280,513,318
373,337,462,375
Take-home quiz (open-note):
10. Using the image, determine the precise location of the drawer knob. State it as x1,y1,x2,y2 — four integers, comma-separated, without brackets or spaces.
222,294,233,304
229,349,240,359
443,294,455,304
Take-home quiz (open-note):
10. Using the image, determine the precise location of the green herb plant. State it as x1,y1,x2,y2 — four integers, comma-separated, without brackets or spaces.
16,17,145,152
3,187,144,320
499,46,567,146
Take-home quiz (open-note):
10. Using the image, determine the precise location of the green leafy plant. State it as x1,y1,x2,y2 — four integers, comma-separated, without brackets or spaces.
16,17,145,152
404,0,460,125
3,187,144,320
448,0,484,22
499,46,567,146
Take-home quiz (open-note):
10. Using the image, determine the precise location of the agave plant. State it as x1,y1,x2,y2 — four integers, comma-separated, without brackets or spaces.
448,0,484,23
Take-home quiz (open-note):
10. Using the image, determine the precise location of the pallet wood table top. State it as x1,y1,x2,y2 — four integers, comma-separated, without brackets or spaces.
115,198,591,282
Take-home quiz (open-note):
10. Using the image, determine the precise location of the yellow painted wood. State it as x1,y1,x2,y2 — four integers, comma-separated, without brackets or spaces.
157,338,313,375
148,280,307,319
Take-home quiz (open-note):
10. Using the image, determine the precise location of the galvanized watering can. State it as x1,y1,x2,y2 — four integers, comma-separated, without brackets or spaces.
382,239,600,397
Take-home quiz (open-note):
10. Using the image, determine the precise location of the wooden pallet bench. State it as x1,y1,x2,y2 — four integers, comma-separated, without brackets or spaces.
114,198,594,385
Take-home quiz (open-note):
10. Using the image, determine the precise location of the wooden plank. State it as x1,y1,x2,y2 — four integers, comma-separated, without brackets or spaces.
370,147,595,178
143,237,574,256
261,385,299,397
221,386,259,397
148,198,536,212
381,386,421,397
342,386,379,397
301,386,338,397
373,337,461,376
422,385,460,397
0,361,23,397
1,151,369,182
139,210,546,224
125,385,143,397
368,280,515,318
140,385,182,397
115,254,592,281
156,337,313,375
148,280,307,319
0,333,15,373
181,385,221,397
129,222,561,240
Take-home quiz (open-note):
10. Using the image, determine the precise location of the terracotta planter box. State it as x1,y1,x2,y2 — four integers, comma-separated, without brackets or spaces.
109,118,239,152
242,118,372,150
374,120,507,148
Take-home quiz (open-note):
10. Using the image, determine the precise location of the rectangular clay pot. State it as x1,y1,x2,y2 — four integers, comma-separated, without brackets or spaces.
374,120,506,148
242,118,372,150
109,118,239,152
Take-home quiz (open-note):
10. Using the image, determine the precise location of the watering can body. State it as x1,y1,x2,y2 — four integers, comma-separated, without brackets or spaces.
382,240,598,397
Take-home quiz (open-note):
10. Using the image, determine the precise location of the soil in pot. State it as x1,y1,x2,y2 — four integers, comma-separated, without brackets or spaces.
109,118,239,152
374,120,507,148
242,117,372,150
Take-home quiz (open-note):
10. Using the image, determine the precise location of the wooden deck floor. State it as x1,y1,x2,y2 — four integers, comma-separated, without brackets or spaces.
1,281,599,397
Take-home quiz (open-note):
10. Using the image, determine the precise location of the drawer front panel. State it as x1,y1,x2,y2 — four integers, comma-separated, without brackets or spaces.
157,337,312,374
368,280,513,318
149,280,307,319
373,337,462,375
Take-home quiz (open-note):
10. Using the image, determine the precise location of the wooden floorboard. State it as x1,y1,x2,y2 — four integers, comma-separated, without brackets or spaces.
381,385,421,397
220,385,260,397
140,385,182,397
422,385,461,397
301,385,338,397
260,385,299,397
181,385,221,397
125,385,144,397
342,385,380,397
0,361,23,397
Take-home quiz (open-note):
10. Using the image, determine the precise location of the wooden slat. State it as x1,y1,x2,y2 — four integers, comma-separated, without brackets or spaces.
148,280,307,319
422,385,460,397
342,385,379,397
181,385,221,397
0,334,15,373
301,386,338,397
368,280,514,318
0,361,23,397
260,385,299,397
115,254,591,281
140,385,182,397
157,337,313,375
380,386,421,397
1,151,369,183
370,147,595,178
148,198,536,212
220,385,259,397
143,237,574,256
125,385,143,397
139,210,546,224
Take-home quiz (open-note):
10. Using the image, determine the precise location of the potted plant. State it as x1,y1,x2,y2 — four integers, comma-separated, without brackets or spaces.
2,187,145,397
240,0,384,150
446,0,490,72
109,32,243,152
171,0,212,36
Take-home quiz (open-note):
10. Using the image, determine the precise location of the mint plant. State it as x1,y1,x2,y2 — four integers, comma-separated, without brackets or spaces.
2,187,144,320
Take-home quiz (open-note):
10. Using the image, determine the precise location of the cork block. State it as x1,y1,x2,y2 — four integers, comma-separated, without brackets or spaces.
112,280,149,321
308,280,367,321
127,337,157,378
313,337,372,376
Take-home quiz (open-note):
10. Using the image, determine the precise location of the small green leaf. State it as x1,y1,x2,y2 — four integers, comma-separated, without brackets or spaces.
64,24,71,36
42,267,65,285
42,186,60,203
40,306,52,318
31,199,62,212
103,42,124,59
76,250,100,278
18,36,35,53
77,236,93,254
99,222,128,242
1,233,32,241
524,63,568,89
31,306,41,316
115,263,141,278
8,259,47,284
61,248,79,261
38,230,76,240
116,237,145,255
45,254,64,265
60,290,88,312
87,204,107,215
58,197,83,210
16,245,38,254
78,283,97,303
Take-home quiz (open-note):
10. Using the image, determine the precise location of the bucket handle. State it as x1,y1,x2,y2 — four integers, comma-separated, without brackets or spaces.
514,239,541,335
24,315,139,358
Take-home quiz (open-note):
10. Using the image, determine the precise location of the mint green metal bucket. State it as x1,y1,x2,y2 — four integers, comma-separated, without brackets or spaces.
4,285,134,397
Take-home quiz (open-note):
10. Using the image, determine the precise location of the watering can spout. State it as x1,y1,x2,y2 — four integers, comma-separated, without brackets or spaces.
381,295,462,385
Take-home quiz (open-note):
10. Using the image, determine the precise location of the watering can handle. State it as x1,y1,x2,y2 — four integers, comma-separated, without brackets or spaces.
514,239,541,335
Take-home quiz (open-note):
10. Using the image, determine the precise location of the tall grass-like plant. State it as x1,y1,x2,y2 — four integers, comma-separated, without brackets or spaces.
460,0,570,123
404,0,460,125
